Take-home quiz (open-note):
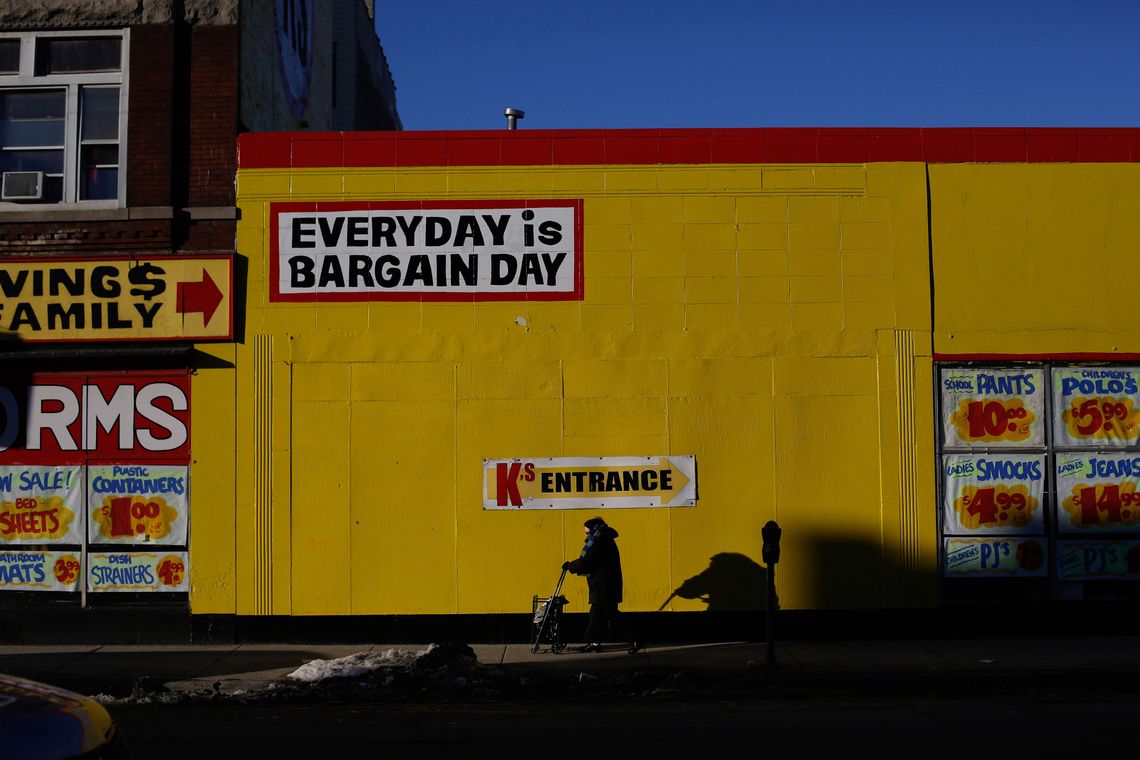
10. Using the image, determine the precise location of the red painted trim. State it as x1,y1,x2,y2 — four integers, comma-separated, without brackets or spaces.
934,353,1140,363
268,199,584,303
237,128,1140,170
289,133,344,168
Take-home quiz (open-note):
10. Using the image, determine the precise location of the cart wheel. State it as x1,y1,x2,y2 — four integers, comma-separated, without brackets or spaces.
552,642,566,654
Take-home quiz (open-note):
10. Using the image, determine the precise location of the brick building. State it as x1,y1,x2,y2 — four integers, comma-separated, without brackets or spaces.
0,0,398,258
0,0,398,641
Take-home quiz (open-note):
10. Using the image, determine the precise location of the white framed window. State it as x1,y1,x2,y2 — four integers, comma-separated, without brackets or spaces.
0,30,128,208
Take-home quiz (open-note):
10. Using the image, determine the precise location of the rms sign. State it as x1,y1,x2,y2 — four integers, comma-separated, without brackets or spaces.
0,373,190,464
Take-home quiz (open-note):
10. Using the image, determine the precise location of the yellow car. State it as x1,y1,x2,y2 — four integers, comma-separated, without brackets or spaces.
0,673,130,759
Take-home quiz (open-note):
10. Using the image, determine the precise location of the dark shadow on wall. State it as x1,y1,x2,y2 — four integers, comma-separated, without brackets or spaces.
231,252,248,344
0,332,31,451
661,552,772,612
549,552,773,645
797,530,953,640
805,533,900,612
787,531,1140,640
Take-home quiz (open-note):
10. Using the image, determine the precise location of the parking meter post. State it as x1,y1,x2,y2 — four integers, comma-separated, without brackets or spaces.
767,564,776,663
761,520,782,665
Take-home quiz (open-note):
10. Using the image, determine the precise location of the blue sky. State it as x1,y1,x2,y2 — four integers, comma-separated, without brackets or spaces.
375,0,1139,131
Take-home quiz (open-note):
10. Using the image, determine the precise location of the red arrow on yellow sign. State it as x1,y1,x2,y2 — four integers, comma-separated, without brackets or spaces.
176,269,224,325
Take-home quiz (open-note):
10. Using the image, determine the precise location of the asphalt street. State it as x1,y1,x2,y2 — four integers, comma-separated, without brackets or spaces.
5,636,1140,757
109,697,1137,759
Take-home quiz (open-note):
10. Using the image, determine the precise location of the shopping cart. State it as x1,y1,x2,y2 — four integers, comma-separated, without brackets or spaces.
531,567,569,654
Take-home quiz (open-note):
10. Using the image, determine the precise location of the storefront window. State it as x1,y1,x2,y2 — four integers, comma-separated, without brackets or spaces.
35,36,121,75
938,364,1140,597
0,372,191,603
78,87,119,200
0,89,66,202
0,31,126,206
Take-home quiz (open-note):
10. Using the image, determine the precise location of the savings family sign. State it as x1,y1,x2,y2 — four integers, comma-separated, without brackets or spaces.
271,200,583,302
0,256,232,342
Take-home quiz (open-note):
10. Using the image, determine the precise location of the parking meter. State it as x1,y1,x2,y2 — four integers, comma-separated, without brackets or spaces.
762,520,782,566
761,520,781,664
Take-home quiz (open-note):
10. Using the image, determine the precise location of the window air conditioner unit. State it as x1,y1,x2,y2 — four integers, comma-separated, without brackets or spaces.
1,171,44,200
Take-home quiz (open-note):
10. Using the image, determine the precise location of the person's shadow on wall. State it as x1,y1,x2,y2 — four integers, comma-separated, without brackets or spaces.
660,552,774,611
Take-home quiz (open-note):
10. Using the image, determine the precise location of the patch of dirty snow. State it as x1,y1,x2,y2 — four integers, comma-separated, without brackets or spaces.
286,646,432,683
92,691,186,706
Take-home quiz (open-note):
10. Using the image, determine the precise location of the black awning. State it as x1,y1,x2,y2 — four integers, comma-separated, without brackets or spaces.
0,344,195,361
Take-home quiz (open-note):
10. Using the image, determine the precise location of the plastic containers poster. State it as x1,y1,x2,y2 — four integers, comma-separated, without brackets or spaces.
87,465,188,545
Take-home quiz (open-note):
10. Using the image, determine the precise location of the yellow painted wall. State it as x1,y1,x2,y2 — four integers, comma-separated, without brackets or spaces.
187,343,237,613
207,159,940,615
931,164,1140,355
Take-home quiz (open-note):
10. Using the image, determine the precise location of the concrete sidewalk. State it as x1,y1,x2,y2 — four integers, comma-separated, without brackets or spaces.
3,636,1140,700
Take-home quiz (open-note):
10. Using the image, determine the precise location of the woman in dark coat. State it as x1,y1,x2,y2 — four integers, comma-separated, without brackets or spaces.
564,517,642,654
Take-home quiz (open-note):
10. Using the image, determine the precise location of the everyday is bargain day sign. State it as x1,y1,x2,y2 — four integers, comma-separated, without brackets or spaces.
271,200,583,302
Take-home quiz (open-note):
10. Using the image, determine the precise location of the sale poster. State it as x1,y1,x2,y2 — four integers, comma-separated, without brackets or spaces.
941,368,1045,449
1053,367,1140,448
1055,453,1140,533
943,537,1048,577
0,550,81,591
87,465,188,545
1057,540,1140,580
0,465,84,545
87,551,188,592
942,454,1045,535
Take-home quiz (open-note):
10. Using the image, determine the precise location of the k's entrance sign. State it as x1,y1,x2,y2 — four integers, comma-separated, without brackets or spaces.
483,456,697,510
0,255,233,342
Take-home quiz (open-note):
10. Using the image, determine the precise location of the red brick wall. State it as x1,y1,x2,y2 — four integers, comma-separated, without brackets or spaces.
188,25,239,209
0,220,172,255
127,25,173,208
182,220,237,252
0,23,238,256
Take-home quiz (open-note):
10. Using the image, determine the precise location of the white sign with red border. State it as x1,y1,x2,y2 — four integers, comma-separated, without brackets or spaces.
271,200,583,302
484,456,697,510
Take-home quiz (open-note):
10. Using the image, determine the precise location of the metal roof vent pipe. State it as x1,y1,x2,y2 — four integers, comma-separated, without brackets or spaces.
504,107,525,130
